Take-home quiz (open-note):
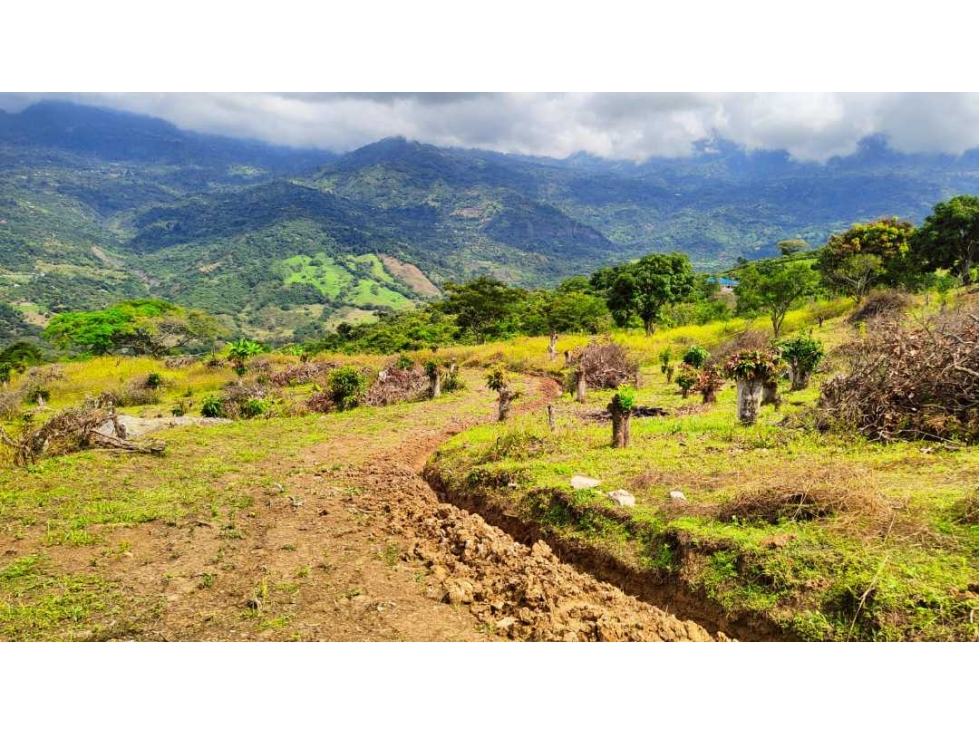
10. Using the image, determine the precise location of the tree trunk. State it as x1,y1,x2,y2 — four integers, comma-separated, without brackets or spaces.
430,371,442,398
789,365,810,391
761,379,781,409
547,332,558,361
702,387,718,404
680,385,689,399
610,408,631,448
666,366,675,384
564,350,572,366
736,378,764,426
575,370,587,403
547,404,555,431
497,388,514,422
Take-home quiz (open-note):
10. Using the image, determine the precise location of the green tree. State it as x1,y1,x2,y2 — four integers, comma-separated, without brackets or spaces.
817,218,915,295
736,261,820,337
440,277,525,343
43,300,225,356
776,239,809,257
227,338,264,377
911,195,979,285
601,253,695,335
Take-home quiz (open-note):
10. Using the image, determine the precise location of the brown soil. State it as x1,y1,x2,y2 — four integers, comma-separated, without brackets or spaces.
2,374,717,641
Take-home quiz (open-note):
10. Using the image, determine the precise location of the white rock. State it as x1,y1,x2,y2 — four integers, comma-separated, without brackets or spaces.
669,490,687,502
607,490,636,507
571,475,602,489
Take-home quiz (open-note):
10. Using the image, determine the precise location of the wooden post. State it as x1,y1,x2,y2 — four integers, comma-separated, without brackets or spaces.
430,370,442,398
610,404,631,448
547,404,555,431
575,369,587,403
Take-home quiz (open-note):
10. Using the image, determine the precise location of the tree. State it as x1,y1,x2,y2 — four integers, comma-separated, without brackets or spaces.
441,277,524,343
776,239,808,257
227,339,263,377
601,253,695,335
42,300,225,356
735,261,820,337
912,195,979,285
817,218,915,296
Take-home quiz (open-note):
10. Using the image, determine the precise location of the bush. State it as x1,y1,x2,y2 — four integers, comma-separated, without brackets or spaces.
820,306,979,443
201,395,225,418
694,365,724,403
610,385,636,413
306,389,335,414
240,398,271,419
144,372,164,389
328,366,368,410
674,364,699,397
485,364,510,392
778,333,825,389
682,345,710,369
712,330,771,365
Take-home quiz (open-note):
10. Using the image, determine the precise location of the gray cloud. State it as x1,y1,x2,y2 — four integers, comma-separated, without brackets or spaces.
3,92,979,162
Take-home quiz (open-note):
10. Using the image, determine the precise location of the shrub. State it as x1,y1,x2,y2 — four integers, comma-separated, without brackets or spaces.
778,333,825,390
674,364,699,398
485,364,510,392
365,363,428,406
694,365,724,403
306,388,335,414
682,345,710,369
394,354,414,370
658,346,672,375
144,372,164,389
201,395,225,418
328,366,368,410
240,398,271,419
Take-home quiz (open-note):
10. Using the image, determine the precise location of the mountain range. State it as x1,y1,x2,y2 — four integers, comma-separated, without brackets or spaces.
3,100,979,343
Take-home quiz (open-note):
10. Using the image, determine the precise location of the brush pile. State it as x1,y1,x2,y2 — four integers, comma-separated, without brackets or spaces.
267,361,333,387
0,408,165,466
365,364,428,406
820,307,979,443
571,338,638,389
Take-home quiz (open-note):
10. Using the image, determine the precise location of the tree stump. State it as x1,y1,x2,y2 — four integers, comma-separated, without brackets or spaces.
610,404,632,448
575,369,587,403
736,378,764,425
547,332,558,361
547,404,555,431
429,370,442,398
762,379,781,409
789,367,811,391
498,386,515,422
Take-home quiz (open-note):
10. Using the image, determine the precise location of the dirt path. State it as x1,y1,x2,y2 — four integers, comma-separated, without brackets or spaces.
9,373,716,641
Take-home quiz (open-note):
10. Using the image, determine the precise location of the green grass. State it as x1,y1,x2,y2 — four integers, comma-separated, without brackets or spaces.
428,302,979,641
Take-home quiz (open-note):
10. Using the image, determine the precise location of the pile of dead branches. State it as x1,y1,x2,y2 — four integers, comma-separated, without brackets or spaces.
571,338,638,389
819,306,979,443
0,408,165,466
266,361,333,387
848,290,912,324
711,329,771,365
365,364,428,406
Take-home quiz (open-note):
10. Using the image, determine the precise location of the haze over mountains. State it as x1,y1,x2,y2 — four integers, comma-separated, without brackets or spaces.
2,100,979,343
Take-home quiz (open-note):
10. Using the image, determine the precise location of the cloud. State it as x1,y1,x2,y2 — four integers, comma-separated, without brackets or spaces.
3,92,979,162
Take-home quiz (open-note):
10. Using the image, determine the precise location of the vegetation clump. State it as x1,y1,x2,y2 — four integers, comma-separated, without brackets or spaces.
693,364,724,403
674,364,699,399
572,338,638,389
778,333,825,390
327,366,368,411
366,361,428,406
820,306,979,443
608,385,636,448
847,290,912,324
682,345,710,369
723,350,783,425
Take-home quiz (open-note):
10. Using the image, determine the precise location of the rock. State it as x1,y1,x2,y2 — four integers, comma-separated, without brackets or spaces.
607,490,636,507
496,616,517,630
445,580,475,605
571,475,602,490
669,490,687,502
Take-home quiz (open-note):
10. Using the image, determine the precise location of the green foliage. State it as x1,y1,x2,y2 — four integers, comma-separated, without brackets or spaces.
327,366,367,410
485,365,510,392
682,345,710,369
610,385,636,413
144,372,163,389
658,346,672,374
240,398,271,419
912,195,979,285
227,339,264,377
200,395,225,418
722,349,782,382
817,218,916,296
441,277,526,343
595,253,696,335
394,354,414,370
776,239,808,256
778,333,825,374
735,261,821,337
42,300,224,357
674,363,699,392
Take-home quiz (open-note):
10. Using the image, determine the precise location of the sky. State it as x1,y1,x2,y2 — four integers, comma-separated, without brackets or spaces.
3,92,979,163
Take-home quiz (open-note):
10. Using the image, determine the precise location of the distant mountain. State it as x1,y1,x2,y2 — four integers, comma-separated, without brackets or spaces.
3,101,979,344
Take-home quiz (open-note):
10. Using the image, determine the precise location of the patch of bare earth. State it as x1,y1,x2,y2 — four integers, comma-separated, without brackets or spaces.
4,375,715,641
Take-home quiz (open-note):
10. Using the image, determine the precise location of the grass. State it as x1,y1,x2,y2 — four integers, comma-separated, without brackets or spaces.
428,295,979,641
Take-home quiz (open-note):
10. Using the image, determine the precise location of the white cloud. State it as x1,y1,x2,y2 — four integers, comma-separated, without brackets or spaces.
3,92,979,162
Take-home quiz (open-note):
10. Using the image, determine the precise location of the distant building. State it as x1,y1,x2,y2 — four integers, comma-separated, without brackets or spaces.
708,277,738,294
